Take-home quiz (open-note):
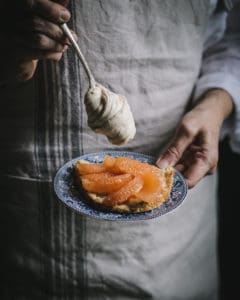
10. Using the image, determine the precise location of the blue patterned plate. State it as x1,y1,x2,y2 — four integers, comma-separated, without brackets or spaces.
54,151,188,221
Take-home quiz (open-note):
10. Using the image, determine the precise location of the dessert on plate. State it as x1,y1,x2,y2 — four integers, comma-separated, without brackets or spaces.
85,84,136,145
73,155,175,213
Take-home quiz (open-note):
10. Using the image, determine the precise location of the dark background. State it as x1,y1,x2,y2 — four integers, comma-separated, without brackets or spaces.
218,138,239,300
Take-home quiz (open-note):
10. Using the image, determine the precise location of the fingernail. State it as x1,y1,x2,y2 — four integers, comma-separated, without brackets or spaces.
62,45,69,52
65,39,72,46
156,159,170,169
60,9,71,22
175,164,185,172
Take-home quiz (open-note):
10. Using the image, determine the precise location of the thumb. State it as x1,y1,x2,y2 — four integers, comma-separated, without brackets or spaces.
156,125,195,168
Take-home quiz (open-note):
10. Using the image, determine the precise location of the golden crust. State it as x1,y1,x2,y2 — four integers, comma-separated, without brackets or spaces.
73,159,175,213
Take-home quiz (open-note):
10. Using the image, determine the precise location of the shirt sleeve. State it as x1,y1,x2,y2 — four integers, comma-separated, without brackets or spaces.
193,2,240,153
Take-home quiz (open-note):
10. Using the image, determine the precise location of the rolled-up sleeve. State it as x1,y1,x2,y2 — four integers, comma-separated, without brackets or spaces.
193,2,240,153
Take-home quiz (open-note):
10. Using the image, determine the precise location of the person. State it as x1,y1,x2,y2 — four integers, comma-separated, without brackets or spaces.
0,0,239,299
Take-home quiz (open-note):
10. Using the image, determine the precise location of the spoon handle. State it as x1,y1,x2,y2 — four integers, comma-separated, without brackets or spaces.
60,23,96,88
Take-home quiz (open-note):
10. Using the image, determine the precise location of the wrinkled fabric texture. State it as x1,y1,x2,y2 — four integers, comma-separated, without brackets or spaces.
0,0,221,299
193,1,240,153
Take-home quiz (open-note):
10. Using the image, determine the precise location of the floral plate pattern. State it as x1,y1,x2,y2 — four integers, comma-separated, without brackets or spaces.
54,151,188,221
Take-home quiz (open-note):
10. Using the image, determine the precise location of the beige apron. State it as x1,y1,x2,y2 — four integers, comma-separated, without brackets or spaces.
0,1,219,299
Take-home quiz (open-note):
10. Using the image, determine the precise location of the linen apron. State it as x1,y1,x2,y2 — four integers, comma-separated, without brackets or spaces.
0,1,219,299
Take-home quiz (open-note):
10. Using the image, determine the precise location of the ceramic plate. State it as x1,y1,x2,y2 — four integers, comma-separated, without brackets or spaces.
54,151,188,221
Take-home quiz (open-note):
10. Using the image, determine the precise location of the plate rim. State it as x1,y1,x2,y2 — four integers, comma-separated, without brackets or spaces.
53,151,188,221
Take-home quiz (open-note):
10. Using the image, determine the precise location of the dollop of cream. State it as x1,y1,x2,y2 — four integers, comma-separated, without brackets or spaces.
84,84,136,145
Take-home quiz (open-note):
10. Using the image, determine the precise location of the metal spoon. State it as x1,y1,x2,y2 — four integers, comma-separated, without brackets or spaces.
60,23,96,89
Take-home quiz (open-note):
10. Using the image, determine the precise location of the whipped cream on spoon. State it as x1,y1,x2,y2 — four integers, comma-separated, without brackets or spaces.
61,24,136,145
